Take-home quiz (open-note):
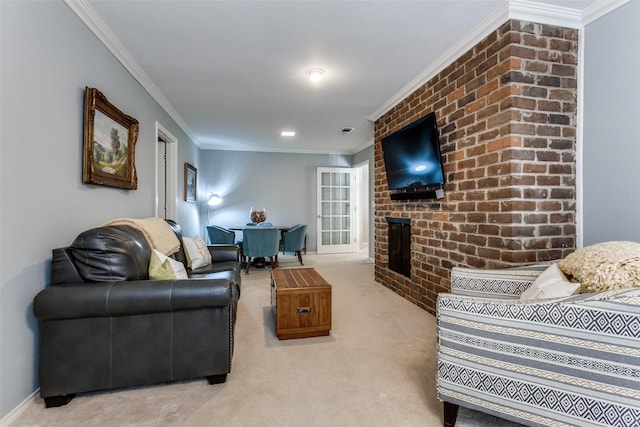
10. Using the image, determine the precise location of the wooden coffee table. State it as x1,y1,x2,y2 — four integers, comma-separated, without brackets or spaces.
270,267,332,340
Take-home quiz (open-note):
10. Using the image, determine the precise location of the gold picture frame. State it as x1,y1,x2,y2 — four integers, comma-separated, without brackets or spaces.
184,162,197,202
83,87,139,190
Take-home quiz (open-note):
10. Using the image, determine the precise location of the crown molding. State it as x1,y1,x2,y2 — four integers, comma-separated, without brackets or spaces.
204,137,373,156
368,2,510,121
583,0,630,25
369,0,621,122
508,0,582,28
198,143,354,156
64,0,198,146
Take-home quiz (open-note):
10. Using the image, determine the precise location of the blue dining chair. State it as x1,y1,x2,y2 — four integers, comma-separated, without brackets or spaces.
280,224,307,265
241,227,280,274
257,222,273,227
206,225,235,244
207,225,243,262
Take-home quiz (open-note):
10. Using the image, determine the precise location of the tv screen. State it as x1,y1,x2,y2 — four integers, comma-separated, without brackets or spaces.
381,112,445,191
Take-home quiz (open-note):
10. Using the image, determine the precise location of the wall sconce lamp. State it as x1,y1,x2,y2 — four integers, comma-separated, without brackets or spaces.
208,193,223,206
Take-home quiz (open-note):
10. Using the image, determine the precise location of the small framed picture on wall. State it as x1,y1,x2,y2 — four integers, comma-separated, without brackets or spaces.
184,162,197,202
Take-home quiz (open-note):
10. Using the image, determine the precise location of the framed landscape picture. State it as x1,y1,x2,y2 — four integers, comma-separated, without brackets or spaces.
82,87,139,190
184,162,197,202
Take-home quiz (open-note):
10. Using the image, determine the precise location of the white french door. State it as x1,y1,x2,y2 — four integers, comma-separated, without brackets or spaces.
316,167,355,253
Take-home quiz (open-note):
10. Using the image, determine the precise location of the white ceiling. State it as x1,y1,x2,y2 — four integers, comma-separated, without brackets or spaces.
80,0,601,155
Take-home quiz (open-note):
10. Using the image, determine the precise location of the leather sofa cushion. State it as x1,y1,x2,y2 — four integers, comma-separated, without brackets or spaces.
69,225,152,283
190,260,241,276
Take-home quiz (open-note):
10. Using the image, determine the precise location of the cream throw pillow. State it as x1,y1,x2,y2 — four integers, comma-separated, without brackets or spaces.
520,264,580,300
149,249,188,280
558,241,640,293
183,236,212,269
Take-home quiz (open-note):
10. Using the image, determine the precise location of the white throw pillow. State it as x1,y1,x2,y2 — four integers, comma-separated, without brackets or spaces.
149,249,189,280
520,264,580,301
183,236,212,269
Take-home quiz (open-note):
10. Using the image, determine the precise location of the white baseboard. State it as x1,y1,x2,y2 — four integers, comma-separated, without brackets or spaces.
0,389,39,427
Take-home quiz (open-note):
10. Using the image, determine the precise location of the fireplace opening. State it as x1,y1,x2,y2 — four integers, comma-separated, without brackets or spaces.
387,217,411,277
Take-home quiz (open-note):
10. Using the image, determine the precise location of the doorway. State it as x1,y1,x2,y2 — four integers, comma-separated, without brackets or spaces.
316,167,355,253
316,164,369,254
155,122,178,220
354,161,370,253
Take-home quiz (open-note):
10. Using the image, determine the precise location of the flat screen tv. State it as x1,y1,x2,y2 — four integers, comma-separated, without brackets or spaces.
381,112,445,195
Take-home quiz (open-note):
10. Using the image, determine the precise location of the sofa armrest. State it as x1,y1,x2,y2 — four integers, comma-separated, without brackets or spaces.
207,244,239,263
34,278,234,321
51,248,84,285
450,264,552,299
437,289,640,426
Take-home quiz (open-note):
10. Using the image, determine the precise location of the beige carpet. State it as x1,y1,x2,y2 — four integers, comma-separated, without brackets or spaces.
10,252,520,427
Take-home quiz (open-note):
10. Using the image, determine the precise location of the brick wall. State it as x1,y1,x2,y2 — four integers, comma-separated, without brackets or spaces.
374,20,578,314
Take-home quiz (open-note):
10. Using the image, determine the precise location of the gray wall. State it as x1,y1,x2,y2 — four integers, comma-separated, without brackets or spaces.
0,2,369,416
0,1,201,418
6,0,637,420
200,150,352,252
582,1,640,246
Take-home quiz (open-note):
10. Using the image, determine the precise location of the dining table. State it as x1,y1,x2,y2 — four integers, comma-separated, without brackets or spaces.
229,225,307,257
229,225,283,269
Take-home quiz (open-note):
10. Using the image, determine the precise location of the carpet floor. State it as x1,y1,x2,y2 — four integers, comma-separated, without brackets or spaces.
10,252,522,427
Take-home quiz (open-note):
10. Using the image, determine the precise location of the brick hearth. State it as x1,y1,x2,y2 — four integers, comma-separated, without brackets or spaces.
374,20,578,314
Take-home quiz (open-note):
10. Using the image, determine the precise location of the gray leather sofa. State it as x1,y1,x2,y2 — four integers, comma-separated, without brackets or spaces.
33,220,241,407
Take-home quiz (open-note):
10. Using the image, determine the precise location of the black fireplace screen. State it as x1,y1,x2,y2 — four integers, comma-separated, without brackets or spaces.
387,217,411,277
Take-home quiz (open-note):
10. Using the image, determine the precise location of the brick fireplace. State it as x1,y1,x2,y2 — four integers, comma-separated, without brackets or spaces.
374,20,578,315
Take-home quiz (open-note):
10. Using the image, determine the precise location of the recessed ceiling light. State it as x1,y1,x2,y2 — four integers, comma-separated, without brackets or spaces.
281,131,296,137
306,67,325,82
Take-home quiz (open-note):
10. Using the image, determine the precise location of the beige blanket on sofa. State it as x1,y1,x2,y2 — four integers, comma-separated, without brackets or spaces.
102,217,181,256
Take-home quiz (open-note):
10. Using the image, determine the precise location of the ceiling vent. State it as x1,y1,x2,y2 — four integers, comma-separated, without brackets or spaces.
341,127,355,134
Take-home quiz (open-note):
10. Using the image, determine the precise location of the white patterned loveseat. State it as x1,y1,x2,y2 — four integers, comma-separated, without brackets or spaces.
436,242,640,427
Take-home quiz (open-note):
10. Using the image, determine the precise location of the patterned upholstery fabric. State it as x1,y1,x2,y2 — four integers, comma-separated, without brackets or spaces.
437,266,640,427
450,264,549,299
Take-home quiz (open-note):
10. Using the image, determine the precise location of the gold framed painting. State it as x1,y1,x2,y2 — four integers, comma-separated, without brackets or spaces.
184,162,197,202
83,87,139,190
